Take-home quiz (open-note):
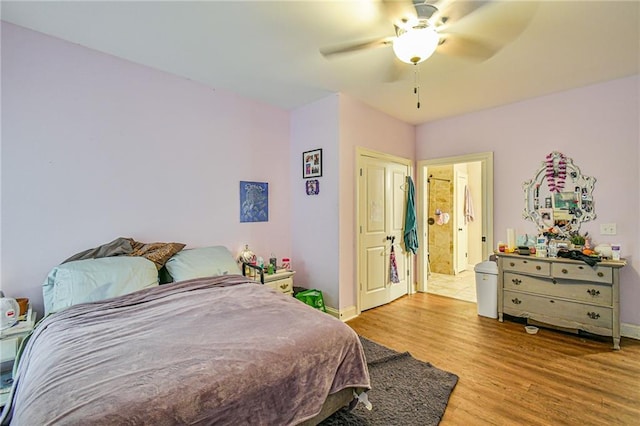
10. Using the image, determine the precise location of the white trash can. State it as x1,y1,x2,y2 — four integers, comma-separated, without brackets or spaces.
474,261,498,319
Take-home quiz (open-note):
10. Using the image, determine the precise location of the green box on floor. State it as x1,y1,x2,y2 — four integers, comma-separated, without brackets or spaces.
294,289,327,312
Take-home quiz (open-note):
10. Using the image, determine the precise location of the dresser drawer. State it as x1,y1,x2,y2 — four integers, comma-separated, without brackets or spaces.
265,277,293,294
504,273,612,306
503,290,613,330
551,263,612,284
502,258,549,276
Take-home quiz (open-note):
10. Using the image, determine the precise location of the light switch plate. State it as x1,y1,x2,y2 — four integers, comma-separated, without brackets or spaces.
600,223,617,235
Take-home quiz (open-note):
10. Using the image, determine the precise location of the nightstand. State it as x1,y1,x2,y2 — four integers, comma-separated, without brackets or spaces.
242,263,295,295
262,270,295,295
1,309,36,407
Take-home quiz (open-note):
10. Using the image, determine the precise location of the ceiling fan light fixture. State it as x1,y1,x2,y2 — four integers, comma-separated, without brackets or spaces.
392,27,439,65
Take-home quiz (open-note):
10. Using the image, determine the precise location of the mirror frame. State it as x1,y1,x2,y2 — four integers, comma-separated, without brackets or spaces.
522,152,596,237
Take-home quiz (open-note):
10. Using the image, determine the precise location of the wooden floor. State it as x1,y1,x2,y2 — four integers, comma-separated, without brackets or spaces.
346,292,640,426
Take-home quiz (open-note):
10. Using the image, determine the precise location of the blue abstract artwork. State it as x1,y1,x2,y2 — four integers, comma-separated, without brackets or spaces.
240,181,268,223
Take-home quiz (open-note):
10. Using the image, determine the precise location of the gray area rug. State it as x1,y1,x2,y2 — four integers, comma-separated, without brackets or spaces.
320,337,459,425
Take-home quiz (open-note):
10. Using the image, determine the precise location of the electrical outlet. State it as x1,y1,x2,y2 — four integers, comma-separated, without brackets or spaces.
600,223,617,235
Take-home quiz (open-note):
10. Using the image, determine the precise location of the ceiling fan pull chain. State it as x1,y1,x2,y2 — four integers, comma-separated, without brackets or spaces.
414,67,420,109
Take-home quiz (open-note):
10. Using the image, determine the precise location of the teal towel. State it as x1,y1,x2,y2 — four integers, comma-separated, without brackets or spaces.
404,177,419,255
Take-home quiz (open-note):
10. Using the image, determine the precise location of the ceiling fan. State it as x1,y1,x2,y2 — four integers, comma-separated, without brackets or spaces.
320,0,537,68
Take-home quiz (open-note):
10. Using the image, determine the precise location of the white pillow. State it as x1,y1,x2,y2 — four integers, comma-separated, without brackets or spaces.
43,256,159,315
165,246,241,282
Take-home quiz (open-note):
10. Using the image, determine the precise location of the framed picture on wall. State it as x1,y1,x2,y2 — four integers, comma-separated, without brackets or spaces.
306,179,319,195
302,149,322,178
239,181,268,223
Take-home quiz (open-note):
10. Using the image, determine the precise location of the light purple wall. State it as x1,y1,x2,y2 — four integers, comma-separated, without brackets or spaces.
1,23,292,315
3,22,638,329
339,95,415,309
416,75,640,327
290,94,340,307
289,94,415,312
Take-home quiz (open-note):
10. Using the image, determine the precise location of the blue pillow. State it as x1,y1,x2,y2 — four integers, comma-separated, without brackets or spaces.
164,246,241,282
43,256,159,315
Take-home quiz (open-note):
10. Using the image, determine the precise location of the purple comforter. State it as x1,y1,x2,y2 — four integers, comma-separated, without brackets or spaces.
2,276,370,425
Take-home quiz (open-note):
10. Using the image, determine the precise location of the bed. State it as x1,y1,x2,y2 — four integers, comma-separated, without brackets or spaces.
0,244,370,425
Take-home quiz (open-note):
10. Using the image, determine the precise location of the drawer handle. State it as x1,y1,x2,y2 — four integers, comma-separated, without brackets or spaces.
280,283,288,289
578,266,584,270
512,278,522,285
510,262,515,267
511,298,522,305
597,272,604,277
587,289,600,297
552,279,557,284
561,268,568,274
536,265,541,270
587,312,600,320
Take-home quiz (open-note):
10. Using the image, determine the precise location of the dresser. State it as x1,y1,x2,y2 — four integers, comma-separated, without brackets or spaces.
496,253,626,350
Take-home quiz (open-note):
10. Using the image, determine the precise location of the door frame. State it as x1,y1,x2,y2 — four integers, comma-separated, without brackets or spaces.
416,152,494,293
355,147,414,316
454,169,469,274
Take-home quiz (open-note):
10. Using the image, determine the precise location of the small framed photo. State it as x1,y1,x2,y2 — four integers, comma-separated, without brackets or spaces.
306,179,319,195
302,149,322,178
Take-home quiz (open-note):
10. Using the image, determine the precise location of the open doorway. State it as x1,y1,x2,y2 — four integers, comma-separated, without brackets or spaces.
416,152,494,303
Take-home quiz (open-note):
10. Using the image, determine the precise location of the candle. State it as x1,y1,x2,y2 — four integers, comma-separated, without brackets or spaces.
507,228,516,250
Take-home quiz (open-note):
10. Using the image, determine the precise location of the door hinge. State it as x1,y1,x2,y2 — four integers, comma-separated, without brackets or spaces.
482,236,486,242
360,168,363,176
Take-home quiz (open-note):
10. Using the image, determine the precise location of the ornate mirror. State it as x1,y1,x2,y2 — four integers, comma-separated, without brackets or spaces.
523,151,596,237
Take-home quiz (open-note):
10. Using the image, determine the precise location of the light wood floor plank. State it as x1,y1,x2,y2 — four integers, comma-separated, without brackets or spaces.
346,293,640,426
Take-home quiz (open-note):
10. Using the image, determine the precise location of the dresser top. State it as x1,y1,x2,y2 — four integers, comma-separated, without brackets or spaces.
495,252,626,268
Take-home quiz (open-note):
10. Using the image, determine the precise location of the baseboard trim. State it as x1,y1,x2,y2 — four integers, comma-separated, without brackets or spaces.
325,305,358,322
621,322,640,340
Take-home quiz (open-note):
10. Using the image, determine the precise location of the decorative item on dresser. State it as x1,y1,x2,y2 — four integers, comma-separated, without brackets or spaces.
496,253,626,350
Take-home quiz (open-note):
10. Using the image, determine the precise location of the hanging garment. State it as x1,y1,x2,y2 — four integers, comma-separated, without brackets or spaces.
389,244,400,284
403,176,419,254
464,185,475,224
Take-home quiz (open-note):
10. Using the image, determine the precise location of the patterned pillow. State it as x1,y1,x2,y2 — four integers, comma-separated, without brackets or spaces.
129,242,186,269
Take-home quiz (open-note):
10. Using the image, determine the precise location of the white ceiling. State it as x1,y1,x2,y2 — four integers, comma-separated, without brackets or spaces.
2,0,639,125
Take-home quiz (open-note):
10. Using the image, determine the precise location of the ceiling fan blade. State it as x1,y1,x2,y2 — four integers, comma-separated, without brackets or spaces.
429,0,491,27
436,1,539,60
439,1,539,44
320,36,395,58
436,34,500,61
382,0,417,28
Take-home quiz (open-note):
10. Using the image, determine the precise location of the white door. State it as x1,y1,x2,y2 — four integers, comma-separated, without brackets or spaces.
358,154,410,311
454,170,469,273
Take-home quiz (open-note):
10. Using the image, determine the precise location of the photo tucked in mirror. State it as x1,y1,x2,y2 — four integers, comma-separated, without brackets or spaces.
523,151,596,238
